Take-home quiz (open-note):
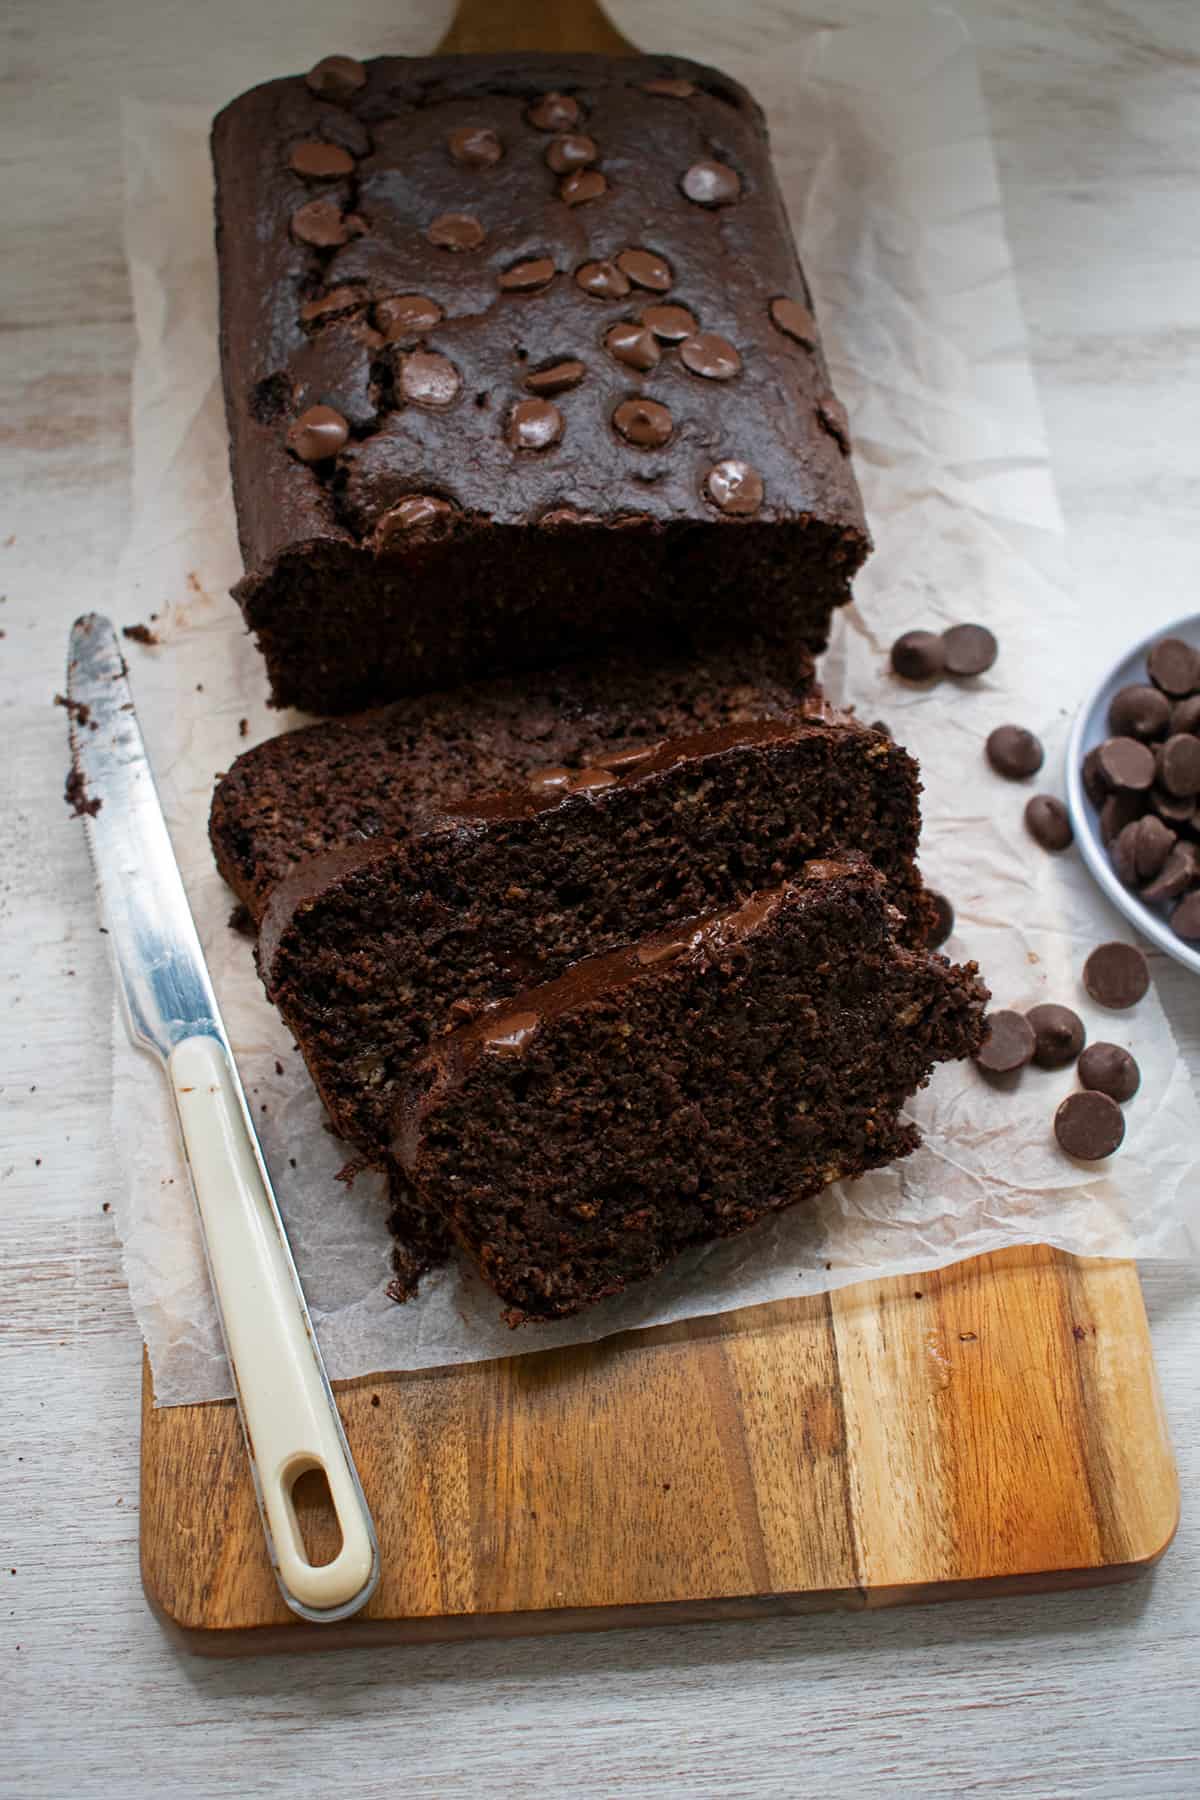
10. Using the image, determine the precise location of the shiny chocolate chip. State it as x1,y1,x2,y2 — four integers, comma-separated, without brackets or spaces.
704,460,763,516
286,404,349,462
498,258,556,292
526,92,580,131
305,56,367,103
290,140,355,179
605,322,661,371
524,360,586,395
769,297,817,347
300,286,365,325
545,133,598,173
375,293,443,338
559,169,607,205
679,332,741,380
427,212,485,251
400,351,461,408
576,260,630,299
681,160,741,206
290,200,352,248
616,248,672,291
506,398,564,450
641,303,697,342
374,495,453,545
613,398,672,448
447,126,504,167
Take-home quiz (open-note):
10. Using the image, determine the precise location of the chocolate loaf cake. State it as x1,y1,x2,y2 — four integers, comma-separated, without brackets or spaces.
212,51,870,712
394,862,987,1322
211,638,815,923
260,713,929,1158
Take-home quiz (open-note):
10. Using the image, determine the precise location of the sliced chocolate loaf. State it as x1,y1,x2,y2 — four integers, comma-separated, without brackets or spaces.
212,52,870,711
394,861,987,1322
259,712,929,1159
211,638,815,923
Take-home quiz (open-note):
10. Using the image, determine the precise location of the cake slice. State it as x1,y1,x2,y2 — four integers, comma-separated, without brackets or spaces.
259,712,930,1160
211,638,815,924
393,860,987,1322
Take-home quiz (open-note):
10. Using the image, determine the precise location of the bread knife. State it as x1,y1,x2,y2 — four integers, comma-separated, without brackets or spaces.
66,614,379,1624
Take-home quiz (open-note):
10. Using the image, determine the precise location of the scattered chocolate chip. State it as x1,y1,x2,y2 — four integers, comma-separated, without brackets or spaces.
890,630,945,682
986,724,1044,780
1146,636,1200,697
1055,1090,1125,1160
975,1010,1036,1074
704,459,763,516
1108,683,1170,740
498,257,556,293
290,140,355,179
642,76,697,97
681,160,741,206
286,403,349,462
613,397,672,448
545,133,598,173
524,359,586,395
290,199,351,248
1027,1003,1086,1069
615,249,672,293
1133,813,1176,881
1082,941,1149,1009
575,259,630,299
1078,1043,1140,1103
679,332,742,380
400,351,461,408
375,293,443,338
1098,790,1145,844
769,297,817,346
1149,783,1195,826
305,55,367,103
1158,732,1200,797
1173,890,1200,941
1097,735,1156,793
427,212,484,251
448,126,503,167
1142,841,1198,903
942,623,998,677
636,309,696,351
506,398,564,450
300,286,365,326
1170,694,1200,735
1025,794,1074,852
560,169,607,205
374,495,453,546
926,891,954,948
526,92,580,131
605,322,661,371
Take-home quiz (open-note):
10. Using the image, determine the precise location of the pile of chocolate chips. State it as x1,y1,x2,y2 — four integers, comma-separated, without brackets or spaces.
973,942,1147,1161
1084,634,1200,943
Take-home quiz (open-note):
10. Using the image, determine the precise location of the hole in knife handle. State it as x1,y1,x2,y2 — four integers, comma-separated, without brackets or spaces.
287,1463,344,1568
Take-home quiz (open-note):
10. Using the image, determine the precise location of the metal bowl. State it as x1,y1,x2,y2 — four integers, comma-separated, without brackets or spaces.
1065,611,1200,978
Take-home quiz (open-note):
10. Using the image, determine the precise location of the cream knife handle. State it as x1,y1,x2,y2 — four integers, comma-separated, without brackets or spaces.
168,1034,378,1621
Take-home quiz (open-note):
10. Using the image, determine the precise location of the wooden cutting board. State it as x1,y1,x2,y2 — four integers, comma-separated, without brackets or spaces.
142,1246,1177,1654
140,0,1176,1651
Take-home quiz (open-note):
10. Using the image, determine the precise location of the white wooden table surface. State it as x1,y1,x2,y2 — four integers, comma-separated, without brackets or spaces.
4,1,1199,1793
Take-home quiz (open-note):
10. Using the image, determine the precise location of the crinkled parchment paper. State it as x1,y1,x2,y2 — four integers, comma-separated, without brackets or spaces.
110,11,1200,1405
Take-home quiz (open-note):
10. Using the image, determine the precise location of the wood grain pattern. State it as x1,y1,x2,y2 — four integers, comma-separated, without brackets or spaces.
141,1246,1178,1653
